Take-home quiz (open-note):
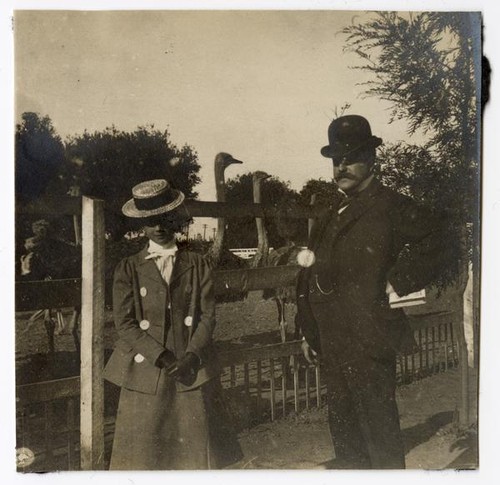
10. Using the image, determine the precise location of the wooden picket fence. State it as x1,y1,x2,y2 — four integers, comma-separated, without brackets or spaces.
15,195,471,472
15,312,461,472
15,341,324,472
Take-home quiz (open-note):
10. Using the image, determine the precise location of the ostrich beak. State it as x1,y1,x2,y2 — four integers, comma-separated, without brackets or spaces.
228,157,243,165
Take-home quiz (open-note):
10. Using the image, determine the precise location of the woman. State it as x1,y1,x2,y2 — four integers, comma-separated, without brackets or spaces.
104,179,242,470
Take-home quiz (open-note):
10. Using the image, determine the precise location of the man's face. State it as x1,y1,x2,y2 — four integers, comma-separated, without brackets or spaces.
333,158,372,194
32,221,50,239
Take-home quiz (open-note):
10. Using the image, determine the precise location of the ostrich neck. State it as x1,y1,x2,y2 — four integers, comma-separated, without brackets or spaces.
253,178,269,247
212,164,227,255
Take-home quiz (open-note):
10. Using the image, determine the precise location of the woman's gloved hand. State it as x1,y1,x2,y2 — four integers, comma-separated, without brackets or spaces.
168,352,200,383
155,349,177,370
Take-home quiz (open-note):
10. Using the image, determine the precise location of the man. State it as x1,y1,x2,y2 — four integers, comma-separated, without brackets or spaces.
19,219,81,345
20,219,80,281
297,115,446,469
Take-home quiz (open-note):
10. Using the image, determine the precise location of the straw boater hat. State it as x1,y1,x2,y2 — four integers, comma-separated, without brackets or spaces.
122,179,185,218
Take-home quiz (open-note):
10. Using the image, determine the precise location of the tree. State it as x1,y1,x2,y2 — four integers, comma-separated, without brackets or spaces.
16,112,66,200
224,173,300,248
299,178,342,208
15,113,73,261
65,125,200,200
342,12,481,284
65,125,201,238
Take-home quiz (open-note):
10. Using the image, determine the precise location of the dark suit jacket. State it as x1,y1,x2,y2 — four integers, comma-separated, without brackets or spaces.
103,247,219,394
297,178,446,360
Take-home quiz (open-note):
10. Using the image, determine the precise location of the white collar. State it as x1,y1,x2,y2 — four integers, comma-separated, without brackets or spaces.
145,239,178,259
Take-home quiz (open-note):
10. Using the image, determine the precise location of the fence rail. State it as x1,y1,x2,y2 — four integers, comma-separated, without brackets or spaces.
16,264,302,312
16,196,324,219
16,279,82,312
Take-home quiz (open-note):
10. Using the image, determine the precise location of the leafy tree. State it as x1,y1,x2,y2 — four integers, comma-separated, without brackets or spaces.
299,178,342,209
16,112,66,200
342,12,478,160
65,125,201,238
224,173,301,248
342,12,481,283
15,113,74,261
65,125,200,199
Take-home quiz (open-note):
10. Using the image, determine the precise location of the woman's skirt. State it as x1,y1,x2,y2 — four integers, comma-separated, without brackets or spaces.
109,372,243,470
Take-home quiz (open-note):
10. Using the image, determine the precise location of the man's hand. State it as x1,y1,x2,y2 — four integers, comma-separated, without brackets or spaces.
301,339,318,365
20,253,34,275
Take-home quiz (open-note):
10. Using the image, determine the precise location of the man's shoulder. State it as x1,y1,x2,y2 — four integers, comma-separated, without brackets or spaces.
375,182,417,209
376,182,439,227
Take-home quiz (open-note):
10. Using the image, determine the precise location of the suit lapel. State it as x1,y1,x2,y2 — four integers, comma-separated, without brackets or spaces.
310,179,383,251
309,208,336,252
332,179,383,243
136,246,166,286
169,250,195,285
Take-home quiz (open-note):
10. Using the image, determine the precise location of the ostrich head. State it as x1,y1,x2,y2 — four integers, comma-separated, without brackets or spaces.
214,153,243,203
252,171,271,202
215,152,243,170
252,171,271,182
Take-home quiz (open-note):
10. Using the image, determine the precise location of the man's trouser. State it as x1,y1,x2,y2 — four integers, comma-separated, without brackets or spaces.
311,302,406,469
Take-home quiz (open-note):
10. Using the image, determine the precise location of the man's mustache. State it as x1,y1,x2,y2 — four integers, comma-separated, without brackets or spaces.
336,174,356,180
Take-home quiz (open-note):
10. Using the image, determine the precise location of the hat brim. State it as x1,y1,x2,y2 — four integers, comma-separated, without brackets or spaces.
122,191,185,218
321,136,382,158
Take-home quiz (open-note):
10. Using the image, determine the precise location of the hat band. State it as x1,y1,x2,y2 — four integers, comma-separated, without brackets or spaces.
134,190,177,211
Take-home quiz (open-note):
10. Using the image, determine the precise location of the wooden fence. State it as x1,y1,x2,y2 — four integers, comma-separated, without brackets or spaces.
15,194,472,471
15,309,462,472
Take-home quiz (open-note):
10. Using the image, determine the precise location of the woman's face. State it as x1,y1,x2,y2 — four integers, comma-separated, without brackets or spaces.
143,220,176,246
141,211,190,246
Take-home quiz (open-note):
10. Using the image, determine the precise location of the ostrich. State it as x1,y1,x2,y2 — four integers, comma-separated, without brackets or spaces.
205,152,244,269
205,153,248,303
250,171,271,269
263,196,305,342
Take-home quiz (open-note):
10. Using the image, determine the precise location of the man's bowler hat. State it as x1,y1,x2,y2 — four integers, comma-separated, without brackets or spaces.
320,115,383,159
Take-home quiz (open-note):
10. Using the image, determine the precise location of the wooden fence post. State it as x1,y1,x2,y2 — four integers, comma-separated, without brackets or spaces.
455,226,472,429
455,298,470,429
308,194,317,236
80,197,105,470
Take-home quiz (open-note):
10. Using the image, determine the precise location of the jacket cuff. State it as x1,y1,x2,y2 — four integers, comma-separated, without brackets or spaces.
147,346,167,366
387,270,417,298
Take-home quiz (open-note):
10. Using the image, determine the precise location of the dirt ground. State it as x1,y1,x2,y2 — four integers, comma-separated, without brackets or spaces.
15,291,478,470
231,367,478,470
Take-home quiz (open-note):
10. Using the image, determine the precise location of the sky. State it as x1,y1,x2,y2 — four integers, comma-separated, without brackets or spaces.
14,9,421,235
3,2,500,485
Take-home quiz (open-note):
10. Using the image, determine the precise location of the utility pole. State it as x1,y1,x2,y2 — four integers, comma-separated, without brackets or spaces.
212,227,216,241
202,224,208,240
